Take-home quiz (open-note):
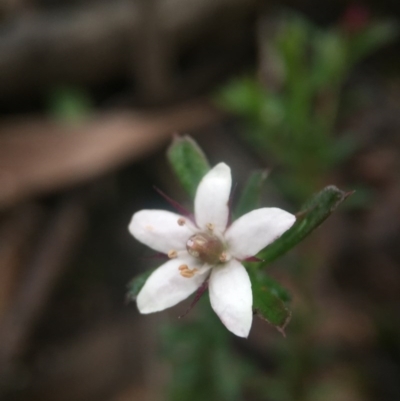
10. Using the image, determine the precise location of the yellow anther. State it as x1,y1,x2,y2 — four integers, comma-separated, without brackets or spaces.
177,217,186,226
178,264,198,278
180,270,195,278
206,223,214,232
168,250,178,259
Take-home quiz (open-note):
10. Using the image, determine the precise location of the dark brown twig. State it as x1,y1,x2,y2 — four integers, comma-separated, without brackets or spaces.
0,100,221,209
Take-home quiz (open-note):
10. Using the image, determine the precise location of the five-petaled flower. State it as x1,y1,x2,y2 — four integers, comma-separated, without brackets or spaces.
129,163,295,337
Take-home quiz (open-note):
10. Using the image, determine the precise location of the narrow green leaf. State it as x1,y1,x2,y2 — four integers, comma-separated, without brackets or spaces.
257,185,352,265
248,269,291,333
255,273,291,303
126,269,154,302
167,136,210,198
235,170,269,218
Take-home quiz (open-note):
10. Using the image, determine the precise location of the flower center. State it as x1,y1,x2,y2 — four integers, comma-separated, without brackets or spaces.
186,232,225,265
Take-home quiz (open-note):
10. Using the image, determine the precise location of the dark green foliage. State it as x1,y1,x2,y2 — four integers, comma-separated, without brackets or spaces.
235,170,269,218
167,136,211,198
48,86,93,122
257,186,351,265
161,301,253,401
216,13,397,203
248,269,291,332
126,269,154,301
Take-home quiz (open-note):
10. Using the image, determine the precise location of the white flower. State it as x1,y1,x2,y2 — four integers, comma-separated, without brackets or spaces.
129,163,295,337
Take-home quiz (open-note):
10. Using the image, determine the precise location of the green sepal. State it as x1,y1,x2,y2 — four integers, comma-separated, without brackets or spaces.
235,170,269,218
248,269,291,334
167,136,211,198
126,269,154,302
257,185,352,266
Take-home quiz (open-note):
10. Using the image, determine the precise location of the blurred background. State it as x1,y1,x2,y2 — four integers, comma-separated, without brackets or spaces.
0,0,400,400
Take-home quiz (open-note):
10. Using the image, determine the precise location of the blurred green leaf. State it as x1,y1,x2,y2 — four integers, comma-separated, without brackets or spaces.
348,21,398,63
312,31,347,89
248,269,291,332
328,134,358,166
215,15,396,196
126,269,154,301
167,136,210,198
235,170,269,218
276,13,311,86
216,78,265,119
162,300,252,401
340,185,373,210
257,186,351,265
48,87,93,122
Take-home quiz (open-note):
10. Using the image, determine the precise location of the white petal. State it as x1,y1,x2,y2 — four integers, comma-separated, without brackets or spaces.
129,210,195,253
225,208,296,260
137,255,209,313
209,259,252,338
194,163,231,232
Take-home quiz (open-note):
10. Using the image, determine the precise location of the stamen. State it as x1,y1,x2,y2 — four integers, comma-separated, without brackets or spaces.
178,264,198,278
206,223,214,232
168,250,178,259
177,217,186,226
180,270,196,278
